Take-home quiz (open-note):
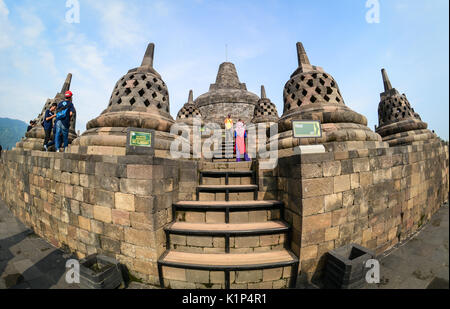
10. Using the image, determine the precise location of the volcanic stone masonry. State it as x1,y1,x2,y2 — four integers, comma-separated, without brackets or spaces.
0,41,448,289
69,43,177,157
272,42,385,154
375,69,437,147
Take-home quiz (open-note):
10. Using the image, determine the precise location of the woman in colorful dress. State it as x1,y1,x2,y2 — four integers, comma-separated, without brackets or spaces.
234,119,250,162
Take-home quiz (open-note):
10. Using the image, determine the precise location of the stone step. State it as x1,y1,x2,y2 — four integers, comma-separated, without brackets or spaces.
197,184,258,201
201,176,252,185
167,221,289,254
158,250,299,288
173,200,283,211
200,170,254,186
199,161,252,171
174,209,281,224
197,184,258,192
167,221,289,235
158,250,298,271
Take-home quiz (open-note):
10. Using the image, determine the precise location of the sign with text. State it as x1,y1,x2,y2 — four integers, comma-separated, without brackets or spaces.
126,128,155,155
292,120,322,138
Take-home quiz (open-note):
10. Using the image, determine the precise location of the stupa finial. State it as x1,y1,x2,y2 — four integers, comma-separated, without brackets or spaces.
381,68,393,92
61,73,72,94
261,85,266,99
141,43,155,68
188,90,194,103
296,42,310,66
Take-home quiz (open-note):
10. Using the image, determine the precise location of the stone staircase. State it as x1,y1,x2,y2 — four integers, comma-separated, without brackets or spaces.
212,138,236,162
157,161,299,289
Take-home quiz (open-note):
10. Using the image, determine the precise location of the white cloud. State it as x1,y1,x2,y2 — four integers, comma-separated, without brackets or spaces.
0,0,13,49
18,9,46,45
89,0,144,49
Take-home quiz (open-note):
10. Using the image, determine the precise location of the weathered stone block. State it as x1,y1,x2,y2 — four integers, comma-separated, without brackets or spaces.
302,178,333,198
120,178,153,196
186,270,210,284
127,165,154,179
93,205,112,223
331,208,347,227
124,228,154,247
115,192,135,212
235,236,260,248
300,245,318,260
130,212,153,230
302,196,325,216
163,267,186,281
78,216,91,231
235,270,262,284
325,193,343,212
111,209,131,226
352,158,370,172
323,161,341,177
325,226,339,241
206,212,225,223
301,163,323,178
303,213,331,233
334,175,351,193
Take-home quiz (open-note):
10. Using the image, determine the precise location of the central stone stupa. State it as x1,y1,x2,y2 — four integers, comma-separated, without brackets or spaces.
195,62,260,125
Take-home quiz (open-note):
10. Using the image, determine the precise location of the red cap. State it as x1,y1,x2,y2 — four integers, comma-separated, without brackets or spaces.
65,91,73,98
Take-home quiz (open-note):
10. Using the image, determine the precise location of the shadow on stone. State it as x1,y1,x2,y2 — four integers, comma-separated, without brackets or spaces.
0,229,34,277
426,277,449,289
10,249,71,289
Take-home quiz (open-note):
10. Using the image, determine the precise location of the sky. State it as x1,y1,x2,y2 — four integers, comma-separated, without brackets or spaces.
0,0,448,140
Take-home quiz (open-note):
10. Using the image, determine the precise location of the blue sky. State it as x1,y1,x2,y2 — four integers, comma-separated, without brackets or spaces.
0,0,448,140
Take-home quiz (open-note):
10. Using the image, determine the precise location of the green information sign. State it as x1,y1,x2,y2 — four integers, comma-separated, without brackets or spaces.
292,120,322,138
130,131,152,147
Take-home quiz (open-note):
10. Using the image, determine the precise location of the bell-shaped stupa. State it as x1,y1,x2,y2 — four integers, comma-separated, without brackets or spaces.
275,42,383,152
176,90,202,124
70,43,176,156
195,62,259,125
252,86,279,124
16,73,77,150
375,69,437,146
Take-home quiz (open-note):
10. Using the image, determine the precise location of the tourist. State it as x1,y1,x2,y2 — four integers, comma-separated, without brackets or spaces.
43,103,57,152
55,91,76,153
224,114,233,142
27,120,36,132
234,119,250,162
0,144,2,158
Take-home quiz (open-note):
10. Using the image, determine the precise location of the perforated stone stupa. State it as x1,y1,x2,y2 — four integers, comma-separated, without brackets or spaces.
274,42,384,152
252,85,279,124
375,69,437,146
176,90,202,124
16,73,77,150
195,62,259,125
70,43,176,156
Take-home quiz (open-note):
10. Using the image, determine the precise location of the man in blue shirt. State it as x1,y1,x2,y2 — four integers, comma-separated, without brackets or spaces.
43,103,57,151
55,91,76,152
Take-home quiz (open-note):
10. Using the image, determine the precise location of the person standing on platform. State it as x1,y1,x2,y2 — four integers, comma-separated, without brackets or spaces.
234,119,250,162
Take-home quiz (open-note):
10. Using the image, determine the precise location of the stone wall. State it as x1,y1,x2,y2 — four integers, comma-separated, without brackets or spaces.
275,140,449,283
0,140,448,287
0,149,197,286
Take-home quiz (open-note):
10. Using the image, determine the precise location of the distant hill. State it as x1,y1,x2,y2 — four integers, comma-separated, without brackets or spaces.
0,118,28,150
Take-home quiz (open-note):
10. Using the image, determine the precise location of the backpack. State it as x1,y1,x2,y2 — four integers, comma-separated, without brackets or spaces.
56,102,70,121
